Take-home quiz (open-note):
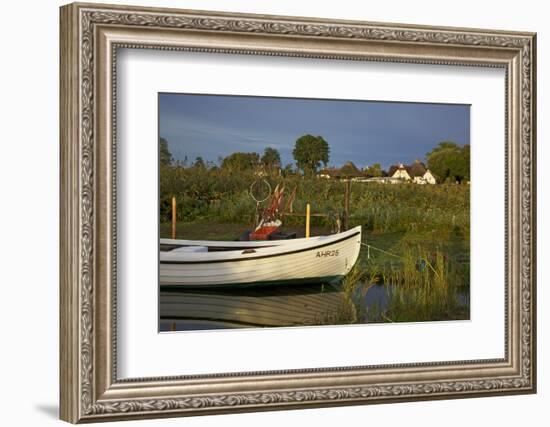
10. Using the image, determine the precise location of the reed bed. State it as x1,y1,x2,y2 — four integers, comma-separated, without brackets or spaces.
160,166,469,238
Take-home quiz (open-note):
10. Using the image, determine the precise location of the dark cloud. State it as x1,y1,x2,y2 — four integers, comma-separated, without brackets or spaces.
159,93,469,169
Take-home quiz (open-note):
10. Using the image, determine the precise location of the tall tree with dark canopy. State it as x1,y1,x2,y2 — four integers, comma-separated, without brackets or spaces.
292,134,330,175
261,147,281,172
426,141,470,183
159,137,173,166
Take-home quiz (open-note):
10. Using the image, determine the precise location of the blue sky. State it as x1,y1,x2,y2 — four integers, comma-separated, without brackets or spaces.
159,93,470,170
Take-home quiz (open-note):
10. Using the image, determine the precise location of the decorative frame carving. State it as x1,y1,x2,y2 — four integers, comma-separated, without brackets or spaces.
60,2,536,423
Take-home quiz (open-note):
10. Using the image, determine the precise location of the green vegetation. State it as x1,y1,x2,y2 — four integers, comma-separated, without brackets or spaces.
292,134,330,175
160,166,469,237
192,156,206,169
159,137,173,166
427,141,470,183
221,152,260,171
360,246,468,322
310,244,468,325
261,147,281,172
364,163,383,177
384,249,468,322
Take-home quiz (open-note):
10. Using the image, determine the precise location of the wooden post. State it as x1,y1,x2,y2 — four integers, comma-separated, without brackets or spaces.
343,180,351,230
305,203,311,238
171,196,176,239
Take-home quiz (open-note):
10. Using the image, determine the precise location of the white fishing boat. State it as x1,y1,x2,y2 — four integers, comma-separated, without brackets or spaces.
160,226,362,287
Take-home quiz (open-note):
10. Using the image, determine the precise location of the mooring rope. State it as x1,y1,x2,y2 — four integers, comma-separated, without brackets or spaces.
360,242,439,277
361,242,405,260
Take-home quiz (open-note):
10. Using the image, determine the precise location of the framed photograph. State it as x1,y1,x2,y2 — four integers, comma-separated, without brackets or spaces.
60,2,536,423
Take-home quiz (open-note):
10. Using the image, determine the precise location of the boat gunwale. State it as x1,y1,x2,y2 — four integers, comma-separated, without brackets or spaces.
160,229,361,265
160,226,361,249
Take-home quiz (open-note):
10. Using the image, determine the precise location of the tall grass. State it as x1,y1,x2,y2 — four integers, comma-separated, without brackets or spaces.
319,246,469,324
311,265,364,325
160,166,470,239
368,246,467,322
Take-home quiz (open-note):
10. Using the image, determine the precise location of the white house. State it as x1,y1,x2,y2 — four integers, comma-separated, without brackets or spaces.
417,170,436,185
389,161,436,184
388,163,411,181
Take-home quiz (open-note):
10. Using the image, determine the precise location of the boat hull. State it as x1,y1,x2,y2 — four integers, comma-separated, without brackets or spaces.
160,226,362,288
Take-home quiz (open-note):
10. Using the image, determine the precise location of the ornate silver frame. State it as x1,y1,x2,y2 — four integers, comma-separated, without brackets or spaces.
60,2,536,423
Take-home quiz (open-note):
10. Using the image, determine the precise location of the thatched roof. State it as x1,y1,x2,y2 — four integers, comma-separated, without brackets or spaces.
409,160,427,177
388,163,410,177
337,161,362,177
318,167,338,176
320,162,362,178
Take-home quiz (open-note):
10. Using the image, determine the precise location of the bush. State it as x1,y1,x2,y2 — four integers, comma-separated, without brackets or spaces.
160,166,470,239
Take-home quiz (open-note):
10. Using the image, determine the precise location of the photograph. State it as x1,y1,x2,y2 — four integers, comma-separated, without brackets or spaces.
158,93,471,332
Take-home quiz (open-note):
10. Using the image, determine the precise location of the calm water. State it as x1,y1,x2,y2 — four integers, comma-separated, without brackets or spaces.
159,282,469,332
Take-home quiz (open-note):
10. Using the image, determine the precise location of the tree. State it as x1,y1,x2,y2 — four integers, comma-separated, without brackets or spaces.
159,137,173,166
261,147,281,172
292,134,330,175
365,163,383,177
426,141,470,183
193,156,206,169
461,144,470,181
221,152,260,171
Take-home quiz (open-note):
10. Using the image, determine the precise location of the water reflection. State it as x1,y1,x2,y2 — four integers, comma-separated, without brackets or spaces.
159,282,391,331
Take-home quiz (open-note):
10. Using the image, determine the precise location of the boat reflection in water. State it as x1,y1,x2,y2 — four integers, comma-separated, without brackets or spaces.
159,281,389,332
